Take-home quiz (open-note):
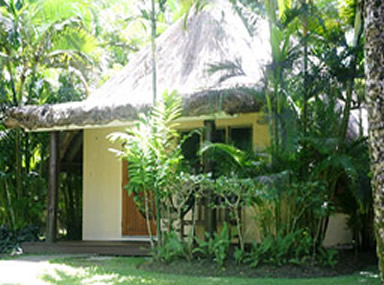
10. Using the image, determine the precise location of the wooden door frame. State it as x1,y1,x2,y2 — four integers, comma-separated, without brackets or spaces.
121,160,156,236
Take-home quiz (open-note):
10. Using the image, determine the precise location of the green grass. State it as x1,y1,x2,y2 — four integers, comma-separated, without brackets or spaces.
41,256,380,285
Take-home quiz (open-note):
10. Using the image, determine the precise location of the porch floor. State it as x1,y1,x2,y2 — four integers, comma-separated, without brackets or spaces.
21,241,150,256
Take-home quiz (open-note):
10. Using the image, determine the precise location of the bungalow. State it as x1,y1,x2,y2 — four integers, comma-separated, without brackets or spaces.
4,1,351,248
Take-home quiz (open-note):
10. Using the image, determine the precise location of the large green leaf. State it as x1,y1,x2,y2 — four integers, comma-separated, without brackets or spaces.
32,0,93,30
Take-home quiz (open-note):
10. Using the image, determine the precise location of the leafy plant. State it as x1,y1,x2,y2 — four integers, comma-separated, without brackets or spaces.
0,0,96,240
233,246,246,265
245,229,338,268
213,176,259,252
0,225,16,254
318,247,338,268
154,231,186,263
109,90,184,248
193,222,232,267
0,224,39,254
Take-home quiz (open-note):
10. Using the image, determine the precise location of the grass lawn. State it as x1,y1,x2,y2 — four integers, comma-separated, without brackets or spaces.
38,256,380,285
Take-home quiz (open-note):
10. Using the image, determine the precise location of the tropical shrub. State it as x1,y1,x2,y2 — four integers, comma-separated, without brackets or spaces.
193,222,232,267
0,225,16,254
0,224,39,254
245,229,338,268
109,91,187,248
213,176,259,252
154,231,187,263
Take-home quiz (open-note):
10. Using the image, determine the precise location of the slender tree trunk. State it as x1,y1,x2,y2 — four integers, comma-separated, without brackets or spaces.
265,0,278,158
364,0,384,281
25,133,30,174
340,0,363,144
150,0,162,246
144,190,155,250
302,3,309,136
15,130,22,199
151,0,157,104
47,132,59,243
3,179,16,231
203,120,217,236
5,56,18,106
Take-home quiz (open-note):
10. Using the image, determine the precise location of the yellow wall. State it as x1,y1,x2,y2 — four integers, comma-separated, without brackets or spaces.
83,127,123,240
82,113,269,240
82,113,352,246
177,112,269,151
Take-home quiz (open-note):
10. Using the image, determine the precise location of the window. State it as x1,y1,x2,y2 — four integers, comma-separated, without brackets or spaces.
180,124,253,225
215,129,226,143
181,131,201,172
180,125,253,171
229,127,253,151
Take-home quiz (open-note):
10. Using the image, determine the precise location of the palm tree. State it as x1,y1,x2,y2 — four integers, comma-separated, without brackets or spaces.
364,0,384,281
0,0,97,106
0,0,97,232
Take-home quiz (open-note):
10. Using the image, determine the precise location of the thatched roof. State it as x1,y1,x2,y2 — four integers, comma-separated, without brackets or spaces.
4,1,270,131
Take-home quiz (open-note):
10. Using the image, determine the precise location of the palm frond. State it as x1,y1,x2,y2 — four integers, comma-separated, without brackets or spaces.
32,0,93,30
338,0,357,27
207,58,245,83
48,24,98,56
229,0,260,36
277,0,292,21
200,142,248,175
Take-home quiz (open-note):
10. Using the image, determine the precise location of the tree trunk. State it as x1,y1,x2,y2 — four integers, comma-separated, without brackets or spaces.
15,129,22,199
203,120,217,235
339,0,363,145
364,1,384,281
150,0,162,246
47,132,59,243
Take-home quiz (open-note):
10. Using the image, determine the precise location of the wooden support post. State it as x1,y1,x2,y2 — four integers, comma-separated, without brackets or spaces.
203,120,216,235
47,131,59,243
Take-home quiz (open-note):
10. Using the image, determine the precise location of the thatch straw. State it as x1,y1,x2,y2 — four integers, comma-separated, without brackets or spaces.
4,0,270,131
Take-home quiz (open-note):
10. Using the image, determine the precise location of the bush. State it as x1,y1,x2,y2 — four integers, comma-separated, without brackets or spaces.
154,231,187,263
0,224,40,254
0,225,16,254
245,229,338,267
193,223,231,267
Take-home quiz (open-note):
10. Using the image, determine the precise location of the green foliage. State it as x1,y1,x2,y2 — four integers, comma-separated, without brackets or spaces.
0,0,97,106
0,0,373,270
193,223,231,267
247,232,299,267
0,225,16,254
153,231,187,263
109,90,182,195
245,230,338,268
233,246,246,265
213,176,259,251
0,0,96,239
318,247,338,268
109,90,184,247
0,224,39,254
0,129,48,231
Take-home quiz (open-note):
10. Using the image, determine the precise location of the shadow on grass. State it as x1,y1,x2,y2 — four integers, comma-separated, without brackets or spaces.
40,257,381,285
40,257,168,285
41,267,158,284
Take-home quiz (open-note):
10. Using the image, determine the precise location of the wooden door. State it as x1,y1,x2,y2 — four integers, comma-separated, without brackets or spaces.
122,161,156,236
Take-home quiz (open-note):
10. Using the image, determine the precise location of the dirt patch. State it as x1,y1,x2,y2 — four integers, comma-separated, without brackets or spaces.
140,250,378,279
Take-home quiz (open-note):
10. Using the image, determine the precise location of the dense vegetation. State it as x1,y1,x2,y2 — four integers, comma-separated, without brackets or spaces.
110,0,375,272
0,0,382,281
0,0,186,248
